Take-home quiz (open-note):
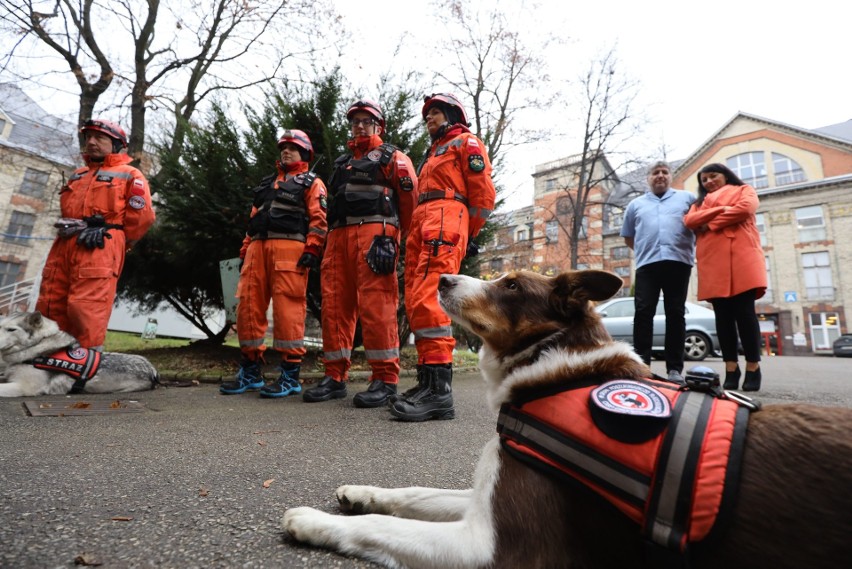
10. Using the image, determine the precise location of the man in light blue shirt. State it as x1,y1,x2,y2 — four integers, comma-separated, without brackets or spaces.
620,161,696,383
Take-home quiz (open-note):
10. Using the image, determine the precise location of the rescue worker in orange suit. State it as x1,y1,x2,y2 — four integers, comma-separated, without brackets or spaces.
219,129,328,398
301,100,418,407
389,93,496,422
36,119,155,351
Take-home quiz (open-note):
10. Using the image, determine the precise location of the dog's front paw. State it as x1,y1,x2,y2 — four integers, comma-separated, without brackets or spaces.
337,484,383,515
282,507,342,547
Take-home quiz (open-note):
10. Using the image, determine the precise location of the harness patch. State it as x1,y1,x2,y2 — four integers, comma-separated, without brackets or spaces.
591,380,671,418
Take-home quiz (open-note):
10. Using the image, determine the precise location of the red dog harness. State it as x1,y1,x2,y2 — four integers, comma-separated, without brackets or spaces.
497,376,752,562
32,346,102,394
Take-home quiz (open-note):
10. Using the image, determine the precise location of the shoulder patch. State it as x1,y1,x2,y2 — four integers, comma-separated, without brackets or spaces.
128,195,147,210
468,154,485,172
367,149,383,162
466,137,481,151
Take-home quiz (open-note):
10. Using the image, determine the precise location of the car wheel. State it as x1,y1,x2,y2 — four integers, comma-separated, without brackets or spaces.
684,332,711,361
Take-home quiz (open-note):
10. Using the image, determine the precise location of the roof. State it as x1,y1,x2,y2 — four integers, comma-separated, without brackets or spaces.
813,119,852,143
0,83,78,167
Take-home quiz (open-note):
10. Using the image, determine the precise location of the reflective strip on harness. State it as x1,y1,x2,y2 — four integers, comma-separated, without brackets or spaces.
497,378,749,556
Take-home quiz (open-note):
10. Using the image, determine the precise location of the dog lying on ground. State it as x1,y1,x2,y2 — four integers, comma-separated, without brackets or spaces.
282,270,852,568
0,311,158,397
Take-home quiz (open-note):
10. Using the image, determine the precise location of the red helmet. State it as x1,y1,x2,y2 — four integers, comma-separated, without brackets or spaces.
421,93,469,126
80,118,128,148
346,99,385,129
277,129,314,161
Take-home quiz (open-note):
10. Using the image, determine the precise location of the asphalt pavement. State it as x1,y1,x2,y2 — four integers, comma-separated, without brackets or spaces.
1,355,850,568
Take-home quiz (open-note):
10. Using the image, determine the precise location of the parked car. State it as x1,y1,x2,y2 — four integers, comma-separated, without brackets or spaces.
595,297,720,361
833,334,852,357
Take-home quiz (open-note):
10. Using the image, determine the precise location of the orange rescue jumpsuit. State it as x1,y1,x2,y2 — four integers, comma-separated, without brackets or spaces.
321,134,418,383
36,153,156,350
237,161,328,363
405,126,495,364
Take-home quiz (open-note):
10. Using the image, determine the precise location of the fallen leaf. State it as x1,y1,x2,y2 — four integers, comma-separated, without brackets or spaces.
67,402,91,409
199,487,209,497
111,516,133,522
74,553,103,566
109,400,122,409
253,430,281,434
257,441,266,447
39,403,53,409
263,479,275,488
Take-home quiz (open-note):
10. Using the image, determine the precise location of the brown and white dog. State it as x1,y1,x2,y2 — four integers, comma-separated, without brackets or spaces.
282,270,852,568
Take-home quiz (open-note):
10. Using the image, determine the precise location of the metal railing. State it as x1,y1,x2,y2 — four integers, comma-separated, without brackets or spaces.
0,276,39,316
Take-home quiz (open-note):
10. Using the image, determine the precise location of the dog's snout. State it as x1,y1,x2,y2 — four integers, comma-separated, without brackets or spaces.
439,275,456,291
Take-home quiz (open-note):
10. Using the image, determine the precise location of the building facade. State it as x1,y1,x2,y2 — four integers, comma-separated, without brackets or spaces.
0,84,78,312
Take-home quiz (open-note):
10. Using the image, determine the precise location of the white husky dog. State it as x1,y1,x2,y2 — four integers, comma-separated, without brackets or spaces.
0,311,158,397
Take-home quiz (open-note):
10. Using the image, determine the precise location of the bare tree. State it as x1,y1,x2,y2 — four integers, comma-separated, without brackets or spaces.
0,0,327,162
433,0,557,179
541,47,645,269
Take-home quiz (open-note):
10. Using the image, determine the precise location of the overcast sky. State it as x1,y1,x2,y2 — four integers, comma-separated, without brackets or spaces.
335,0,852,211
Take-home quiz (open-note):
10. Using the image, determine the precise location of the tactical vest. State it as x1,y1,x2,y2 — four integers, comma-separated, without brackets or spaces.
497,377,751,562
32,346,102,394
327,143,399,228
247,171,316,241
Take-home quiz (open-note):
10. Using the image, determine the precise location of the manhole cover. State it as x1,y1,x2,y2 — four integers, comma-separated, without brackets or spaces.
23,399,146,417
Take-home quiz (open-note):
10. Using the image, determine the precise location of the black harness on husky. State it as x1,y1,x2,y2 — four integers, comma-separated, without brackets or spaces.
31,346,102,394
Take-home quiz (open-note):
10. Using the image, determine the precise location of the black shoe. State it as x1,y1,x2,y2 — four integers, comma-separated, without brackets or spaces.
389,364,454,422
742,367,761,391
302,376,347,402
723,366,741,390
353,380,397,408
220,359,264,394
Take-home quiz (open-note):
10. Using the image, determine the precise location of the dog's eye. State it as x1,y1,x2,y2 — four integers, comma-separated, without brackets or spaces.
506,280,519,291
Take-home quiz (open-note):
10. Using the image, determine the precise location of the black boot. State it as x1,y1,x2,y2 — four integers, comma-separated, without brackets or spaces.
742,367,762,391
723,366,741,390
389,364,454,422
259,362,302,398
388,365,426,404
302,376,347,402
353,379,397,408
220,358,264,394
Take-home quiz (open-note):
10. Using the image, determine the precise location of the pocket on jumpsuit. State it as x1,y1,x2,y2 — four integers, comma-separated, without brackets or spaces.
76,266,115,302
273,260,307,298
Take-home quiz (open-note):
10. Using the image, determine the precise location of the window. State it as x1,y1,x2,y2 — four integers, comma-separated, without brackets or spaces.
611,246,630,259
802,251,833,300
514,226,529,242
613,265,631,277
577,217,589,239
755,212,767,247
19,167,50,198
4,211,36,245
0,261,22,288
489,258,504,273
727,152,768,189
809,312,841,350
760,255,773,303
772,153,806,186
545,220,558,243
556,197,571,215
608,208,624,231
545,178,557,191
600,299,634,318
795,205,826,242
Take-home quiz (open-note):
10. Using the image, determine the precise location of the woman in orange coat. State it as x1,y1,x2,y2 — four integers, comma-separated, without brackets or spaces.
684,163,766,391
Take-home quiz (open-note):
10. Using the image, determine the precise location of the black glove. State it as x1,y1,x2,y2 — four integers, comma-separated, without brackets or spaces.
366,235,398,275
465,240,480,259
77,215,112,249
297,252,319,269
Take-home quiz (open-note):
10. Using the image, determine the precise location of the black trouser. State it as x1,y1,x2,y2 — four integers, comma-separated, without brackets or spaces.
633,261,692,372
709,289,762,363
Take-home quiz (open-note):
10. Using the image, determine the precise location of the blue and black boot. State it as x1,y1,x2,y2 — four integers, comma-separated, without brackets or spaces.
259,362,302,398
220,358,264,394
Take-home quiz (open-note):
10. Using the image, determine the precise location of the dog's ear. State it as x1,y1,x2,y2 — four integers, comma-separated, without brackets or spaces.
26,312,43,329
550,270,623,316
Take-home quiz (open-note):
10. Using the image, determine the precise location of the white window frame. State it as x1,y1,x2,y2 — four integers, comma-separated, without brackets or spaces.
802,251,833,300
809,311,841,351
795,205,826,242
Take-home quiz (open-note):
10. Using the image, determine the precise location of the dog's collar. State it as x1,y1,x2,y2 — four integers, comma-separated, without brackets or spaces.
500,329,567,373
